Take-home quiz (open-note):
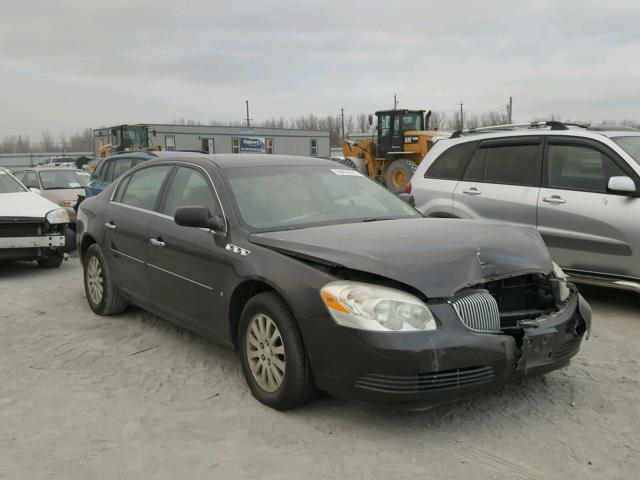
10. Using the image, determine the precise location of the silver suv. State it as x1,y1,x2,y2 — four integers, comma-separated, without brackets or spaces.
410,122,640,292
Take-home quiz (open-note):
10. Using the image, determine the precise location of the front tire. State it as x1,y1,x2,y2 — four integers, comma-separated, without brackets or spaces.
83,244,127,315
239,292,316,410
385,159,417,193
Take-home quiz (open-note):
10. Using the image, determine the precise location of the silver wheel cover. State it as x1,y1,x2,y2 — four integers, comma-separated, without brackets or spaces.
86,256,104,305
246,314,286,393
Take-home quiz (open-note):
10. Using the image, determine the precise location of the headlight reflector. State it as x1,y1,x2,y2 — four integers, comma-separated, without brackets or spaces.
45,208,70,225
320,281,436,332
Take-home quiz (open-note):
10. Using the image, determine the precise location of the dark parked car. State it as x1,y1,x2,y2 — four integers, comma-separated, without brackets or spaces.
76,154,591,410
84,152,159,199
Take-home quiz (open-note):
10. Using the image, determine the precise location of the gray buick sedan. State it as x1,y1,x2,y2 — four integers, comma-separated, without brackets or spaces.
76,153,590,410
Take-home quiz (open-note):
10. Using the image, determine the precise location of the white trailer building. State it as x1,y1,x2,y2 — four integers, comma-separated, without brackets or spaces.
93,124,331,159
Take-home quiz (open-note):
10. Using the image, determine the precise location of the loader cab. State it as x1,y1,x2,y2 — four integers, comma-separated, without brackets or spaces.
376,109,425,157
110,125,149,152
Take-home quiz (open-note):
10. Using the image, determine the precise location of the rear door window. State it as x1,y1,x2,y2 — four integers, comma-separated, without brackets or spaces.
119,165,172,211
426,142,476,180
484,144,541,187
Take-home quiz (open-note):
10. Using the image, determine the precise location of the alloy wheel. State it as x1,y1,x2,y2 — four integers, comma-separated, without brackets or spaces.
86,256,104,305
245,313,286,393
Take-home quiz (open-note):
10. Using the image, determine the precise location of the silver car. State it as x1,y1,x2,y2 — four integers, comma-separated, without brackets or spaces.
410,122,640,292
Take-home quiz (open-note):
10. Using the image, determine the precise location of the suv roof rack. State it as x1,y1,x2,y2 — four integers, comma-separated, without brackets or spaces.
450,121,589,138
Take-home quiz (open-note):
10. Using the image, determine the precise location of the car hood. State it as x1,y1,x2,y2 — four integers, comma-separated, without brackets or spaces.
41,188,85,205
0,191,61,219
249,218,553,298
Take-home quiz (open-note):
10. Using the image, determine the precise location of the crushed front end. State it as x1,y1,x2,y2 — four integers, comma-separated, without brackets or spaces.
0,215,68,263
310,268,591,408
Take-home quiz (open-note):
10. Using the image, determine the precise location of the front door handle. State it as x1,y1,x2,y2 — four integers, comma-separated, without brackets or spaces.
104,222,116,230
542,195,566,204
149,238,166,248
462,187,481,196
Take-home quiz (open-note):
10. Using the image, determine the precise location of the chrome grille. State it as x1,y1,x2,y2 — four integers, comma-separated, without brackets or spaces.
451,289,501,334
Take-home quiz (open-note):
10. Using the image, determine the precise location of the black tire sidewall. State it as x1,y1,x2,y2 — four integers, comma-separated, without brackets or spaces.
238,293,308,410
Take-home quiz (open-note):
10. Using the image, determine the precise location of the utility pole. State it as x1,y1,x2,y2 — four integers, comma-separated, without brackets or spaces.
394,93,399,109
340,107,345,141
245,100,252,128
459,102,464,130
508,96,513,123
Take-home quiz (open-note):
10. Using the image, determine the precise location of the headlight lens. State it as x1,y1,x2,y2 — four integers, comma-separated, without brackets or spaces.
320,280,437,332
552,262,571,302
61,199,76,207
45,208,70,224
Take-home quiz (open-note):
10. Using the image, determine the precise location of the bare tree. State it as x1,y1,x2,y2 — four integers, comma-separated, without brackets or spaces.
39,131,57,152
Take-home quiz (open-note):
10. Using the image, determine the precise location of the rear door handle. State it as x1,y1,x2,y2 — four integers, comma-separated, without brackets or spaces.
462,187,481,196
542,195,566,204
149,238,165,248
104,222,116,230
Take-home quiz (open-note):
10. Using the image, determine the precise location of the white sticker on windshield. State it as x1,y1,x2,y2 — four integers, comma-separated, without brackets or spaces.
330,168,362,176
68,182,81,188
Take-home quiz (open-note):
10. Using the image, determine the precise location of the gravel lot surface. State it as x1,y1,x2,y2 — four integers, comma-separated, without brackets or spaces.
1,258,638,479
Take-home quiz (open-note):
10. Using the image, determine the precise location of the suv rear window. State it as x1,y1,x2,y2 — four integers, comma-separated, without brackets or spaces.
462,142,541,187
425,142,476,180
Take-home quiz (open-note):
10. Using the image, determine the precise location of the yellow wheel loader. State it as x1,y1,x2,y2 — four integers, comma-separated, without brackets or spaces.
95,125,162,159
340,109,447,193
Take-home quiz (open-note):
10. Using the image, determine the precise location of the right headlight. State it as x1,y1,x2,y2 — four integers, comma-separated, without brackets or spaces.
320,280,437,332
45,207,70,225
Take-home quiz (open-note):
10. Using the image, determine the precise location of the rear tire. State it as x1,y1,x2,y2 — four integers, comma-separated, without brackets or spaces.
83,243,127,315
385,159,417,193
238,292,316,410
37,252,63,269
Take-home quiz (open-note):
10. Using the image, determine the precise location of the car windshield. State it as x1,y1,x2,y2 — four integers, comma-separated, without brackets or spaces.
39,170,91,190
0,170,27,193
612,136,640,164
225,165,420,231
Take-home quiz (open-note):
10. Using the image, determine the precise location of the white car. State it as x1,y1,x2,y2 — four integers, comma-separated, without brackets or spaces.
0,167,71,268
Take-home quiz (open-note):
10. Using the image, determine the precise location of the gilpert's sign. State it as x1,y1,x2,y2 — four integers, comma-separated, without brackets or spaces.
239,137,266,153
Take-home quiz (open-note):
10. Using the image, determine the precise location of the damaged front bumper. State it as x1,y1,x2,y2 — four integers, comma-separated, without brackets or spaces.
310,290,590,408
0,235,65,249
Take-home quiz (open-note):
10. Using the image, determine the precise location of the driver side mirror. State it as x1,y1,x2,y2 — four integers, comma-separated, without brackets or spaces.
607,176,636,195
174,206,225,232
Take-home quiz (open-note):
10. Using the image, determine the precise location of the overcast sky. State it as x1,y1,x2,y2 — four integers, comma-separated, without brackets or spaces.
1,0,639,138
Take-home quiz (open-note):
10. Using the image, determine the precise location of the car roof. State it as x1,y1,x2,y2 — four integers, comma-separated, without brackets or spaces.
434,125,640,149
13,166,85,172
102,150,194,161
142,153,336,169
